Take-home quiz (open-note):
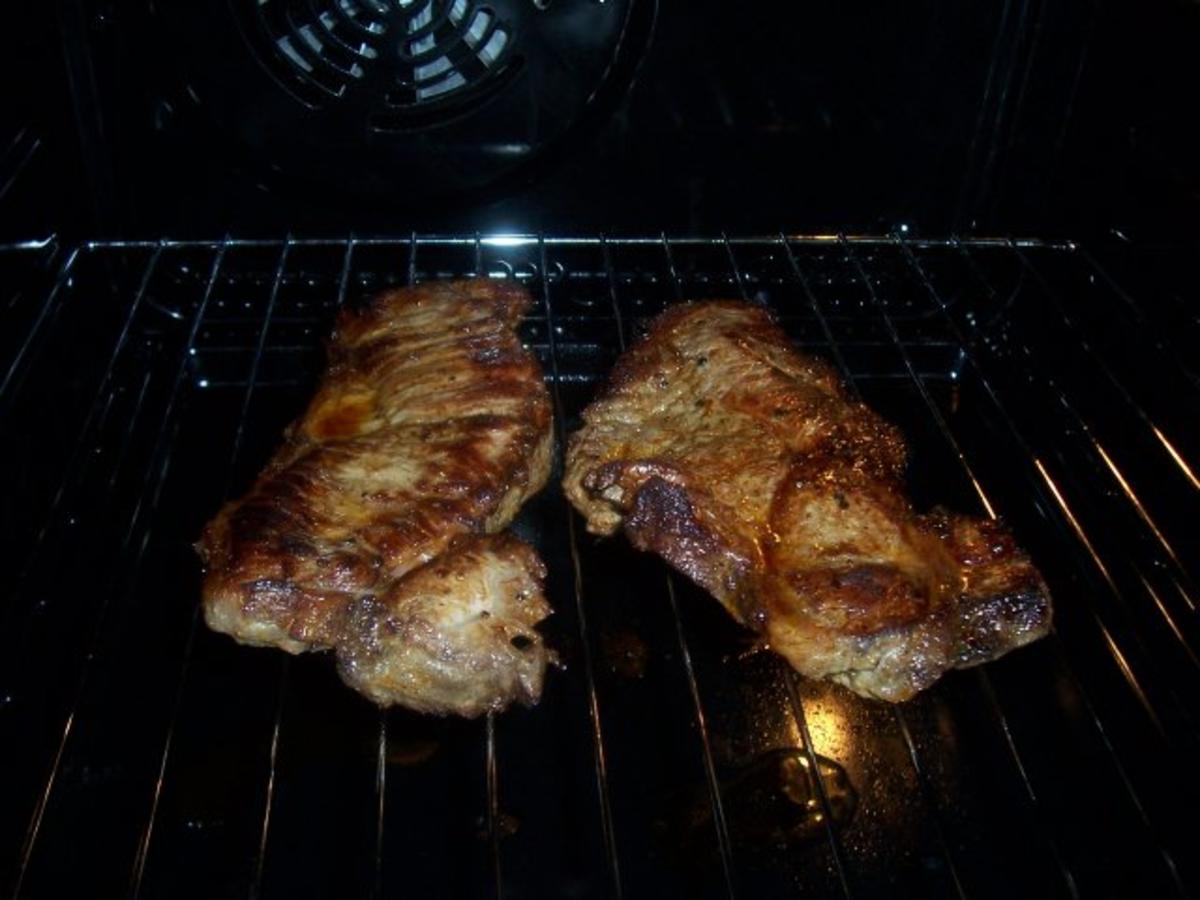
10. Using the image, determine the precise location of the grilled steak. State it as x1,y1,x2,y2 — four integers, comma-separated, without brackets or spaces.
563,301,1051,701
199,279,554,715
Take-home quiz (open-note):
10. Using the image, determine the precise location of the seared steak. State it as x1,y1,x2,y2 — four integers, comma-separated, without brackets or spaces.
564,301,1051,701
199,279,554,715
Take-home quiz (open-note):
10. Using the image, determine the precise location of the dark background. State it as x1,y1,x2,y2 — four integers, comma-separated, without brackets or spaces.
1,0,1198,243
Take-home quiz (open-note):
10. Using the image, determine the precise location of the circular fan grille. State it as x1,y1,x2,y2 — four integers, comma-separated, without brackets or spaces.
168,0,648,198
248,0,517,120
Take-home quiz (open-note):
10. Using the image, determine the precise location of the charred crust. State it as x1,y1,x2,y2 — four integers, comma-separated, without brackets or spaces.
623,476,752,602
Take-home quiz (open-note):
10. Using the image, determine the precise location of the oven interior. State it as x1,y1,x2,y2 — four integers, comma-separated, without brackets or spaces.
3,2,1200,240
3,0,1200,896
2,235,1197,898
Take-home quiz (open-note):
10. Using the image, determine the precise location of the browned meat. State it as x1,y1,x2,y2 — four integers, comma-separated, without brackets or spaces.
337,534,551,716
563,301,1051,701
198,279,554,716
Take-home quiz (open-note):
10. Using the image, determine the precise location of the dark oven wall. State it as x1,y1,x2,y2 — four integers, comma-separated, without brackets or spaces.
0,6,89,242
5,0,1200,242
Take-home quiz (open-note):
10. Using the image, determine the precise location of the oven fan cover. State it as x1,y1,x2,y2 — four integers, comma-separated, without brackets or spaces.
164,0,648,199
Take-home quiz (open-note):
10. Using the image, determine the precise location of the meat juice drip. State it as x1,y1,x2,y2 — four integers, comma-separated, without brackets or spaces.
599,627,650,680
718,749,857,851
662,748,857,859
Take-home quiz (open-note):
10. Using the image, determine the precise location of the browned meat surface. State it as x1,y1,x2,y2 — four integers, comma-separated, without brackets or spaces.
198,279,554,716
337,534,550,716
563,301,1051,701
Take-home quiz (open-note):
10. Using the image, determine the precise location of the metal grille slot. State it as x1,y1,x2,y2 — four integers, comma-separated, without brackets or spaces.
248,0,516,114
0,235,1196,899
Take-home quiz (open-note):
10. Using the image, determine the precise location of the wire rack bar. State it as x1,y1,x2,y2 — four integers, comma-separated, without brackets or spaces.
2,233,1195,899
721,233,863,896
79,235,1079,252
921,243,1200,741
784,237,969,894
1006,242,1199,493
249,238,360,897
8,244,218,895
130,241,294,897
776,234,1081,897
0,243,72,411
655,235,743,895
937,241,1199,628
535,237,624,898
891,236,1188,894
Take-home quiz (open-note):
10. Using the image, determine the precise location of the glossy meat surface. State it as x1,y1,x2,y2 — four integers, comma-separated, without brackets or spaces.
564,301,1051,701
338,533,551,716
199,279,554,715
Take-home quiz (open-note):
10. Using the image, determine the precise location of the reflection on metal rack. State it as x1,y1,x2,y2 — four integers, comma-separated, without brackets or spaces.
0,235,1196,899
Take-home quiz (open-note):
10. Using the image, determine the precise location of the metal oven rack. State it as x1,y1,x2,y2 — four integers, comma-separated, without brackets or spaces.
1,235,1197,899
